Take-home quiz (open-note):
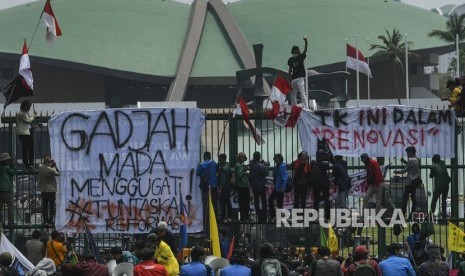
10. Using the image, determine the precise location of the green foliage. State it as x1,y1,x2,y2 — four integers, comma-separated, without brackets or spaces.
428,13,465,44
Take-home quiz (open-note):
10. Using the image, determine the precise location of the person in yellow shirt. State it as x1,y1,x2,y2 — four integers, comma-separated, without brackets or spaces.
46,230,67,267
444,79,463,113
149,233,180,276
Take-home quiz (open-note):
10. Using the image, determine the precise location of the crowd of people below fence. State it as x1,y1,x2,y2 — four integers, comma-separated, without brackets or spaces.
197,144,451,225
0,226,464,276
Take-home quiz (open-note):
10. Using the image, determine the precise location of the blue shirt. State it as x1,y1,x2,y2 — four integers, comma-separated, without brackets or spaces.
197,160,218,188
181,261,214,276
220,264,251,276
274,162,288,192
379,255,416,276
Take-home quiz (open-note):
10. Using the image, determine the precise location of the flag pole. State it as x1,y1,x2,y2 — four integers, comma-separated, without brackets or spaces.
345,39,348,106
405,34,409,106
28,10,45,51
304,35,309,109
456,33,460,78
366,38,370,105
356,34,360,106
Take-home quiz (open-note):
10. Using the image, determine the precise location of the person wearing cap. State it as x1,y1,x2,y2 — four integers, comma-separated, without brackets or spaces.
417,244,449,275
0,152,17,227
236,152,250,222
152,233,179,276
220,249,251,276
217,153,233,223
429,154,451,218
154,221,177,255
292,151,310,209
197,152,218,225
46,230,67,267
26,258,56,276
134,247,168,276
333,155,351,209
379,243,415,276
287,37,309,109
0,252,20,276
394,146,421,218
345,246,381,276
16,99,36,171
443,79,463,113
360,153,384,212
248,152,268,222
269,153,288,221
37,156,60,227
180,246,214,276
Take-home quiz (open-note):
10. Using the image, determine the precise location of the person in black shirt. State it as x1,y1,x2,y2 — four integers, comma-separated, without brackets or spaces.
288,37,309,109
248,152,268,222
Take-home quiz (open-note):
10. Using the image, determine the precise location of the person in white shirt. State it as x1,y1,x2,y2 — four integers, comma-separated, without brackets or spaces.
16,100,35,171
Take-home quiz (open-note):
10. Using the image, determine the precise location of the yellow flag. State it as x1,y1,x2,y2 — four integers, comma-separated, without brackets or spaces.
328,224,339,253
448,222,465,253
209,192,221,257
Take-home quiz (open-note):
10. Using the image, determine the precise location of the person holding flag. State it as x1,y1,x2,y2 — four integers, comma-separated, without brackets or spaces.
288,37,309,109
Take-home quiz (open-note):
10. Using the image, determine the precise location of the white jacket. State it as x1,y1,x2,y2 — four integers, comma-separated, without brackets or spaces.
16,110,34,135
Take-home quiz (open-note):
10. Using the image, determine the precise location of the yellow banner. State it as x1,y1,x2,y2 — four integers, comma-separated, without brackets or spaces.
448,222,465,253
328,224,339,253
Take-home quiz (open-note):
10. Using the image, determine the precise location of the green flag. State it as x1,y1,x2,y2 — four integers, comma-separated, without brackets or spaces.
320,227,328,247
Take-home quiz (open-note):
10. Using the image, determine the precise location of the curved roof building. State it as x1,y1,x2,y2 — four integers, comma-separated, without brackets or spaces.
0,0,452,107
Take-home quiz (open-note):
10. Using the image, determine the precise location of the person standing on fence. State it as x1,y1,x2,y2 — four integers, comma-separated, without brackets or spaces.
292,151,310,209
16,99,35,171
217,153,233,223
236,152,250,222
360,153,384,213
288,37,309,108
313,150,331,220
429,154,451,219
249,152,268,222
269,153,288,221
394,146,421,219
0,152,17,227
333,155,351,209
38,157,59,227
197,152,218,223
417,244,449,276
379,243,415,276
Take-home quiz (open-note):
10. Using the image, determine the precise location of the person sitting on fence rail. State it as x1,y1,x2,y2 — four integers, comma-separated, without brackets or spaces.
379,243,415,276
429,154,451,219
0,152,17,227
417,244,449,276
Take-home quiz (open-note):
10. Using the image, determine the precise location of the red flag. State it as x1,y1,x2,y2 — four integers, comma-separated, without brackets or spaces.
266,102,302,128
41,0,62,45
269,74,292,104
235,97,263,145
346,44,372,77
238,97,250,120
265,101,280,120
226,235,235,260
284,105,303,127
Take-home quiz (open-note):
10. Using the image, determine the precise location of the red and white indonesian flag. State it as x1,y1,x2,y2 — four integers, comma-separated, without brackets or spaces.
41,0,62,46
266,101,302,128
269,74,292,104
346,44,372,77
233,97,264,145
19,40,33,90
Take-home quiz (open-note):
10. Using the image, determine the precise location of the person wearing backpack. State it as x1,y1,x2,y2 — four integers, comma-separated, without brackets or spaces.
310,246,342,276
269,154,288,221
429,154,451,219
251,243,289,276
417,244,449,276
292,151,310,209
345,246,381,276
197,152,218,223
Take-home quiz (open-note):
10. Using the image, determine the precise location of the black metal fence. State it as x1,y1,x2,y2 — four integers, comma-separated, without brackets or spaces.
0,108,464,263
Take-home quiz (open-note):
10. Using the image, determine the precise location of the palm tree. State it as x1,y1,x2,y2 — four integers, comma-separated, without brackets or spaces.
370,28,418,104
428,13,465,44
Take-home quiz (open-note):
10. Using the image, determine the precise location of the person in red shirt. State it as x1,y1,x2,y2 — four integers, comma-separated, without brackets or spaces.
345,245,382,276
360,153,384,212
134,247,168,276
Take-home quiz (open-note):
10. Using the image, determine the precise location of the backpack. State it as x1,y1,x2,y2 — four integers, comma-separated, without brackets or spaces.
261,258,282,276
308,161,323,187
353,261,376,276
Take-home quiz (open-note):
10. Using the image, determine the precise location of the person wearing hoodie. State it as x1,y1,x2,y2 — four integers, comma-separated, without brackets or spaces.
417,244,449,276
251,243,289,276
26,258,56,276
110,246,139,265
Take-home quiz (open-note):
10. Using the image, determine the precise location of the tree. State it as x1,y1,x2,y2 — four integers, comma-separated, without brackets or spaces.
370,28,419,104
428,13,465,44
